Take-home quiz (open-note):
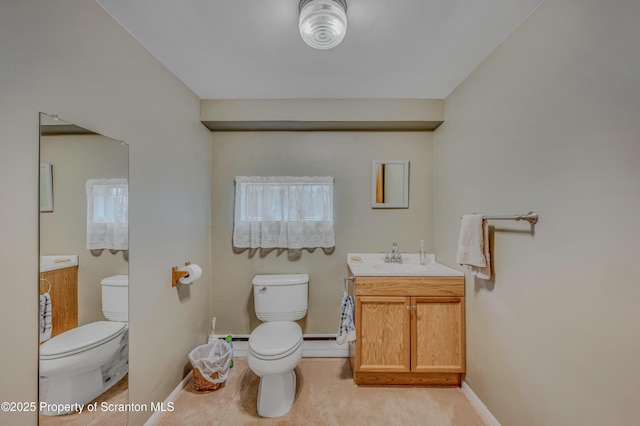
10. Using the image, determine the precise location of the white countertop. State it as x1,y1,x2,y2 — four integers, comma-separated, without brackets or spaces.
40,255,78,272
347,252,463,277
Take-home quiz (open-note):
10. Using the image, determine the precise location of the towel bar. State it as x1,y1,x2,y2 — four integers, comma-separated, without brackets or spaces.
483,211,538,224
40,278,52,294
462,211,538,225
344,275,354,291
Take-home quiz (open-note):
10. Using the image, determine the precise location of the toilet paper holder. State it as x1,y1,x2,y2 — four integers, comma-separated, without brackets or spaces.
172,261,191,287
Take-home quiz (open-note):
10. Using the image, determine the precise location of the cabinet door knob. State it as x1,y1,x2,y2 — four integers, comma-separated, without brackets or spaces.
406,305,411,311
413,305,417,310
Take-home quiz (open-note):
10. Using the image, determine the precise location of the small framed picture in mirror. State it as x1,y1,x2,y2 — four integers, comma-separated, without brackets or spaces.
40,163,53,212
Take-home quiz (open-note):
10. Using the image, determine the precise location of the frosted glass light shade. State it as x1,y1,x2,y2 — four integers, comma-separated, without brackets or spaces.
299,0,347,50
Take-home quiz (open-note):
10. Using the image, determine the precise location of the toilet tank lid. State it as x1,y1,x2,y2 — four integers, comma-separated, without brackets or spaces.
101,274,128,287
252,274,309,286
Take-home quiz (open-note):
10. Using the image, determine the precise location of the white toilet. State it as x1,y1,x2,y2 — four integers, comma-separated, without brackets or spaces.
248,273,309,418
39,274,129,415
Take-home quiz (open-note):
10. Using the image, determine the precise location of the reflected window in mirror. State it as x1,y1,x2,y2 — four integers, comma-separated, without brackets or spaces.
371,160,409,208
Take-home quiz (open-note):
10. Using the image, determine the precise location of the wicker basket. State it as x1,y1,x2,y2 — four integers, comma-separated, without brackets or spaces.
192,367,225,392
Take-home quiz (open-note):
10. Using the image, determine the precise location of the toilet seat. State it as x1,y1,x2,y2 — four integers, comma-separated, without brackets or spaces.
40,321,127,360
249,322,303,361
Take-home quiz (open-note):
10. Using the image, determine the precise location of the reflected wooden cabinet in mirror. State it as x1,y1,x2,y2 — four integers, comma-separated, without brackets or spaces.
40,266,78,338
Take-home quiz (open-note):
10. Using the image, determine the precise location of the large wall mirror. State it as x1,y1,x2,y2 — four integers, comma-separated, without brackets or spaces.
39,113,129,423
371,160,409,208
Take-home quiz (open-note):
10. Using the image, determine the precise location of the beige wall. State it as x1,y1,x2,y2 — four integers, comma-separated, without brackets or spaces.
434,0,640,425
211,131,434,334
40,133,128,325
0,1,211,425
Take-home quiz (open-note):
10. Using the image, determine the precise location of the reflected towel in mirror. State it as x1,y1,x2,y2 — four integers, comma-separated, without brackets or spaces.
40,293,52,343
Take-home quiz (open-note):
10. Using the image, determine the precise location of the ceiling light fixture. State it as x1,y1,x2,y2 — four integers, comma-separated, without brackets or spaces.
299,0,347,50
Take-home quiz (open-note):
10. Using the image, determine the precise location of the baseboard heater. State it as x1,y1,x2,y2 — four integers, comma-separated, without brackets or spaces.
210,334,348,358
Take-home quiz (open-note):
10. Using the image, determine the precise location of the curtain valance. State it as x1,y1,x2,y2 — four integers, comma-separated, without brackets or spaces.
233,176,335,249
86,178,128,250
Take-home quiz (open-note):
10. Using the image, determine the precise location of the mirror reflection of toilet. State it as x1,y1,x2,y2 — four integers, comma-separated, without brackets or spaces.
39,275,129,415
247,274,309,418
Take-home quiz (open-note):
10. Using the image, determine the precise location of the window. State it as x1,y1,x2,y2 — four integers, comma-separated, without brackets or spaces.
233,176,335,249
86,178,128,250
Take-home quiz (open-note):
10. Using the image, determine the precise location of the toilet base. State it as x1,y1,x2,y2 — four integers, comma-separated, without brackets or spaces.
40,368,104,415
39,364,128,416
256,370,296,418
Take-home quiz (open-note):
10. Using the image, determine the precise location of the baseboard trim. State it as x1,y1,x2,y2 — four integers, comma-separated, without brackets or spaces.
144,371,193,426
461,381,501,426
211,334,349,358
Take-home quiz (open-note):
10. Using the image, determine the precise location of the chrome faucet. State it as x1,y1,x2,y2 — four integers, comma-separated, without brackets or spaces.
384,242,402,263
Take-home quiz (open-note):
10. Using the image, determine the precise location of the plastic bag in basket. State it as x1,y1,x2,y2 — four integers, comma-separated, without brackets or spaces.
188,339,232,384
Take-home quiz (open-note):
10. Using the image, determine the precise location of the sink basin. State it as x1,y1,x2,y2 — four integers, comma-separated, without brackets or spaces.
370,263,432,274
347,253,463,277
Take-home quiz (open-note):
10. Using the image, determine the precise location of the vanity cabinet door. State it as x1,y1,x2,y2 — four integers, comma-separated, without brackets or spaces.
412,297,465,373
356,296,411,372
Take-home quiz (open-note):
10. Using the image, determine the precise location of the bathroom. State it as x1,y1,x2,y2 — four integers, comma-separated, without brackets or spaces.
2,1,640,426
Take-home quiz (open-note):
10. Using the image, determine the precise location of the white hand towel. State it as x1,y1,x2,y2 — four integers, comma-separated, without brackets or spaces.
337,291,356,345
457,214,491,280
40,293,52,343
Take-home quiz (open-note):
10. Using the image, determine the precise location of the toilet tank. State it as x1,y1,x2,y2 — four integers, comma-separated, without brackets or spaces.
101,275,128,322
253,274,309,322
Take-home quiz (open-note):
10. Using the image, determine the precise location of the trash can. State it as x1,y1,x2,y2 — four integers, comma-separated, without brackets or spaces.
188,339,232,392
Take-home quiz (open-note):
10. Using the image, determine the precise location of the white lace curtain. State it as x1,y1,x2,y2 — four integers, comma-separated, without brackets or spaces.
86,178,128,250
233,176,335,249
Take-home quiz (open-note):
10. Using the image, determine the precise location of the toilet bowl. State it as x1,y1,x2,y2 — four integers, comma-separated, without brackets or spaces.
248,321,304,417
247,274,308,418
39,275,129,415
39,322,128,414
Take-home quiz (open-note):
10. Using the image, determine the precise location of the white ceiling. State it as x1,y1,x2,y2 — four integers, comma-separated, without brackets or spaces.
97,0,542,100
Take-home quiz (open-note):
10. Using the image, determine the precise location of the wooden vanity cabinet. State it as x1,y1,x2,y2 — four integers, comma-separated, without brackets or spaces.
348,270,465,386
